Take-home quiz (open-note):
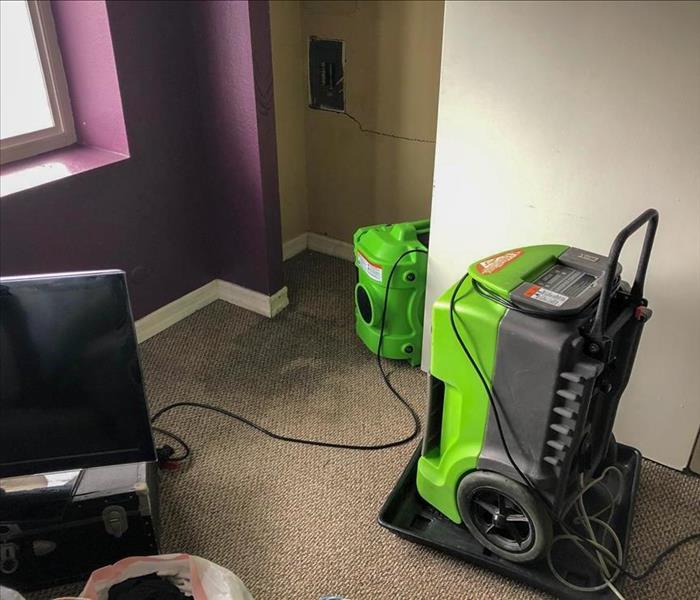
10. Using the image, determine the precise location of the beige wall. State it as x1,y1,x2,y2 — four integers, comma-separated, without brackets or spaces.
270,1,309,242
425,1,700,469
270,0,444,243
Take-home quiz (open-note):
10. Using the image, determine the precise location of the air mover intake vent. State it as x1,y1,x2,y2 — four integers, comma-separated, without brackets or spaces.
356,284,373,325
422,375,446,456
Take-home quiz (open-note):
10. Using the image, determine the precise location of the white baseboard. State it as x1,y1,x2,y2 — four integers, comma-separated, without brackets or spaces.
136,232,352,343
135,280,289,343
217,280,289,318
283,231,354,262
135,281,219,343
282,232,308,260
306,232,354,262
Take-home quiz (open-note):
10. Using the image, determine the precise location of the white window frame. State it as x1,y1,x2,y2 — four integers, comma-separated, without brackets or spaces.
0,0,76,165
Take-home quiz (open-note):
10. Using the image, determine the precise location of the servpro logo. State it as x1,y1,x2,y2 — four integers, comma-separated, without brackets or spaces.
476,249,524,274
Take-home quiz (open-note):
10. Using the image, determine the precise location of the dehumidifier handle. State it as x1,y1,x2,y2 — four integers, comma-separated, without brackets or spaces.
589,208,659,341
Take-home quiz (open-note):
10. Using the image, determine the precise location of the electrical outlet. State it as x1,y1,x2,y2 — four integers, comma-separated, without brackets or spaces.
309,37,344,112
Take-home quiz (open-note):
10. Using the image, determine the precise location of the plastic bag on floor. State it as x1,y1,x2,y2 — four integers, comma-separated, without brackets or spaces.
57,554,254,600
0,586,26,600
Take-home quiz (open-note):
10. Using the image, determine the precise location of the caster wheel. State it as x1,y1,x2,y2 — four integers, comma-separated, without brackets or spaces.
457,470,552,563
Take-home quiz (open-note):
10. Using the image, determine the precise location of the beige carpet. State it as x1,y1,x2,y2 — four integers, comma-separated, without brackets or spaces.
27,251,699,600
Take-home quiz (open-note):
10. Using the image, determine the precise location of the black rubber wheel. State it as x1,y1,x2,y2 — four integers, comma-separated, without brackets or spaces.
457,470,552,563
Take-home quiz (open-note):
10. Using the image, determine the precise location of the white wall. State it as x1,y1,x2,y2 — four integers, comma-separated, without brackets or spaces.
424,1,700,469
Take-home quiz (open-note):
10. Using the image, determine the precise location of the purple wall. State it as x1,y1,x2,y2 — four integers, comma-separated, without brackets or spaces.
52,0,128,154
249,1,284,295
0,1,283,317
191,0,283,294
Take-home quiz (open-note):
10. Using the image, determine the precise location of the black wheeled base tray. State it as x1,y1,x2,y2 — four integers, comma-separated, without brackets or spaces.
379,443,641,600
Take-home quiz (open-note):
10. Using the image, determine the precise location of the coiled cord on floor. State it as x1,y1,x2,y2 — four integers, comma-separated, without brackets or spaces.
152,426,190,462
547,467,626,595
152,249,426,455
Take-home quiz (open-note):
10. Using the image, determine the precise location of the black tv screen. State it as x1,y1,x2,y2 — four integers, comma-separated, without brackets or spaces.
0,270,156,478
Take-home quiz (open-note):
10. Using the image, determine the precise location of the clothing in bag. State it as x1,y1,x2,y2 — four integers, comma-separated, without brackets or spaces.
107,573,188,600
58,554,254,600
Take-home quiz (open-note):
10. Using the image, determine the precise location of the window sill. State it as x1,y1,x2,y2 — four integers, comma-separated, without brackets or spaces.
0,144,129,198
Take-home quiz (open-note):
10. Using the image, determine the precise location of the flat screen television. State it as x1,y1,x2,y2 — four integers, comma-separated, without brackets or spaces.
0,270,156,479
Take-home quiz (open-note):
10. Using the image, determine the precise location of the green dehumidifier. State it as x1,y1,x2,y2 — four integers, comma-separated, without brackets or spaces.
380,209,659,598
354,219,429,367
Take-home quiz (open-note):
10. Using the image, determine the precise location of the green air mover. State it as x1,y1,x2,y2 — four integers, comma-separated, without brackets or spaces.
353,219,429,367
380,210,660,598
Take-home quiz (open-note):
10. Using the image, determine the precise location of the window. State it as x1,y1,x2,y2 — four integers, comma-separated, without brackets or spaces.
0,0,75,165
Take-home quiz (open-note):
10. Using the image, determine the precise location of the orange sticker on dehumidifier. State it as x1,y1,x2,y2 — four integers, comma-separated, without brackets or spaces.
476,249,524,275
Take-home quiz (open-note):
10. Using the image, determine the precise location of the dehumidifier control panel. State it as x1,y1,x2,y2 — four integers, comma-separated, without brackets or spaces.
510,247,621,316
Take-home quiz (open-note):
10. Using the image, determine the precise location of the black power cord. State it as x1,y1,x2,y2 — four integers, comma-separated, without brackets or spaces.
449,271,700,584
621,533,700,581
448,273,554,507
152,426,190,462
472,278,598,321
151,249,427,453
374,247,429,442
